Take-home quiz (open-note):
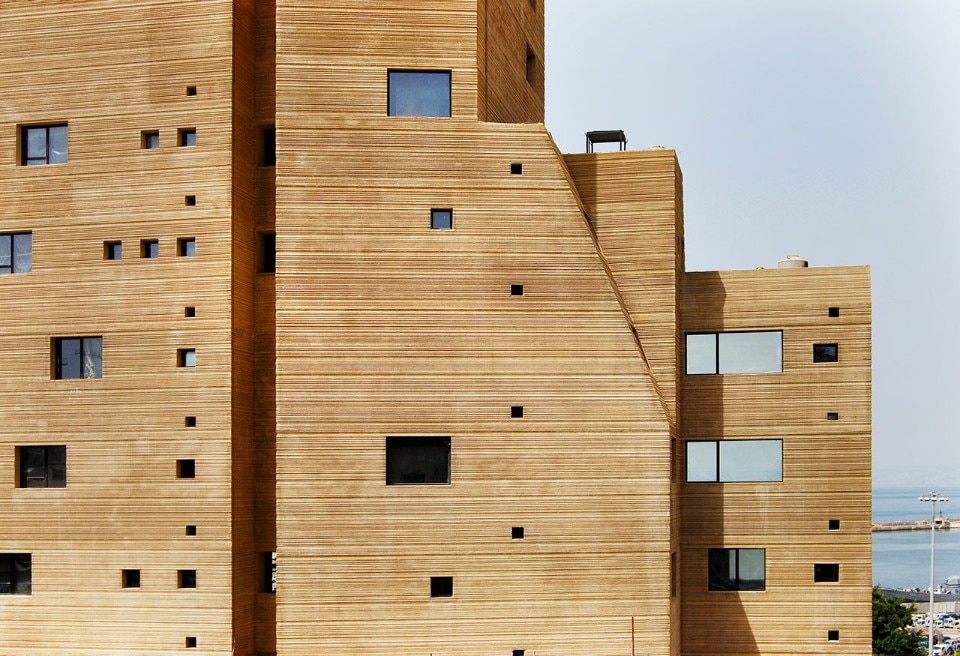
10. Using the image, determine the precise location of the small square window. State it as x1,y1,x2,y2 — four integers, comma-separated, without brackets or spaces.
510,163,523,175
828,307,840,318
141,240,159,258
185,525,197,536
828,519,841,531
122,569,141,589
511,284,524,296
185,637,197,648
184,307,196,317
431,208,453,230
826,412,839,421
814,563,839,583
827,630,839,641
512,527,524,539
178,569,197,589
511,406,524,418
104,241,122,260
430,576,453,598
185,195,196,206
0,553,32,594
514,651,526,656
178,349,197,368
184,416,197,427
21,124,68,165
186,86,197,96
177,459,196,479
813,343,839,363
178,238,196,257
261,233,276,273
179,129,196,147
142,131,160,149
262,127,276,166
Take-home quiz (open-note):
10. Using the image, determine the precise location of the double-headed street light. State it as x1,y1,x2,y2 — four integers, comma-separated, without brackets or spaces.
919,492,949,656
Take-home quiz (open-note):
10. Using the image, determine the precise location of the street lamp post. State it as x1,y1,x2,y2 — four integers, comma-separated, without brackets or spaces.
919,492,949,656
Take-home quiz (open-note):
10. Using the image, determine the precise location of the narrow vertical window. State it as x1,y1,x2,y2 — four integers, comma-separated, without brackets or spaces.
261,233,276,273
262,127,276,166
263,551,277,593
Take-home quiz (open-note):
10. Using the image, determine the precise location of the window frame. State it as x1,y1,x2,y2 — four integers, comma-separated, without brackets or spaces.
708,548,766,592
0,553,32,595
17,445,67,488
53,336,103,380
0,232,33,274
387,70,452,118
685,439,783,483
685,330,783,375
21,124,68,165
814,563,840,583
385,436,451,485
813,343,839,363
430,208,453,230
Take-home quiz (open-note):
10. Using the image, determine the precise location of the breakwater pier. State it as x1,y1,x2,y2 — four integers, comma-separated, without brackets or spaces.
873,517,956,532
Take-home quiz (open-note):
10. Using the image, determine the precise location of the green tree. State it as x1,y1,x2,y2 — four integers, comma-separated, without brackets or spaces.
873,587,924,656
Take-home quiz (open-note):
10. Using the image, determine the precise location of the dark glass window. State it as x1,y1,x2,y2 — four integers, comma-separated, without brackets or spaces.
0,553,32,594
828,307,840,318
386,436,450,485
263,551,277,593
141,240,159,259
122,569,141,588
104,241,122,261
511,284,524,296
827,630,840,641
512,527,524,539
261,233,276,273
388,70,451,117
511,406,524,418
262,127,276,166
814,563,839,583
813,343,839,363
142,131,159,149
178,569,197,589
179,129,196,147
708,548,765,591
0,232,32,274
177,459,196,479
21,124,67,165
430,576,453,597
430,209,453,230
54,337,103,379
178,238,196,257
18,445,66,488
828,519,841,531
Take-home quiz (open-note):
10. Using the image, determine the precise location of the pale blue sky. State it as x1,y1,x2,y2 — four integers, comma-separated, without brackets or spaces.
545,1,960,489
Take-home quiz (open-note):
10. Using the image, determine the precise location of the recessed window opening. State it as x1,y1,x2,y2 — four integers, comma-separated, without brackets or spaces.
814,563,839,583
0,553,32,594
141,239,159,258
122,569,141,589
514,651,526,656
387,70,451,117
510,163,523,175
386,436,450,485
827,630,839,641
263,551,277,593
185,525,197,536
184,307,196,318
185,637,197,648
178,238,196,257
828,519,841,531
178,569,197,589
430,576,453,597
261,233,276,273
17,445,66,488
511,406,524,418
430,208,453,230
828,307,840,318
512,527,524,539
185,195,196,206
686,440,782,483
186,86,197,96
1,232,33,273
178,349,197,368
184,416,197,427
262,127,276,166
142,131,159,149
686,331,783,375
104,241,122,260
813,343,839,363
21,124,68,165
708,548,765,591
54,337,102,379
176,459,196,479
525,46,537,85
826,412,839,421
511,284,524,296
178,129,196,147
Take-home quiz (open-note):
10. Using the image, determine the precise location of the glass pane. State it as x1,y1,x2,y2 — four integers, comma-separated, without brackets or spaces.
708,549,737,591
431,210,452,230
13,233,32,273
20,446,47,487
25,127,47,160
82,337,103,378
386,436,450,484
738,549,765,590
686,442,718,482
47,446,66,487
0,554,10,593
183,350,197,367
58,338,82,379
48,125,67,163
181,240,196,257
719,440,782,482
685,334,717,374
718,331,782,374
0,235,11,269
388,71,451,117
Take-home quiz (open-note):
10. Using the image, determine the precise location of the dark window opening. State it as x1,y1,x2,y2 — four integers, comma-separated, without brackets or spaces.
827,630,839,641
179,129,196,147
511,406,524,418
186,637,197,648
177,459,196,479
512,527,524,539
185,525,197,536
141,239,159,258
510,163,523,175
21,124,67,165
178,238,196,257
826,412,839,421
430,208,453,230
525,46,537,85
18,445,66,488
813,343,838,363
828,307,840,318
122,569,141,589
185,195,196,206
0,232,33,274
178,349,197,368
178,569,197,589
828,519,841,531
386,436,450,485
184,307,196,318
263,551,277,593
511,284,524,296
184,416,197,427
388,70,451,118
142,131,160,149
104,241,122,261
261,233,276,273
514,651,526,656
186,86,197,96
0,553,32,595
814,563,839,583
262,127,276,166
708,548,765,591
54,337,102,379
430,576,453,598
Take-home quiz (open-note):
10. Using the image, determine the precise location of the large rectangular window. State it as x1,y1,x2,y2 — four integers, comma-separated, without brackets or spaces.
708,548,765,591
686,331,782,374
388,70,451,117
686,440,782,483
386,436,450,485
54,337,102,379
21,124,67,165
18,445,66,488
0,232,32,274
0,553,32,595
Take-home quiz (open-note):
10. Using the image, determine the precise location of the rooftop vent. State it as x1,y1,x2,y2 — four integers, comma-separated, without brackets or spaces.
586,130,627,153
778,255,808,269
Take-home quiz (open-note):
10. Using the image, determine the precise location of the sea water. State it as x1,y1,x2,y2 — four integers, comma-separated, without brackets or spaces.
873,487,960,589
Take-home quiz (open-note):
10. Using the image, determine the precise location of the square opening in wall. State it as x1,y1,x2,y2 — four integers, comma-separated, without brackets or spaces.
430,576,453,597
178,349,197,368
185,637,197,648
178,569,197,589
511,284,524,296
184,416,197,427
828,307,840,317
185,195,196,206
104,241,122,260
514,651,526,656
176,459,196,479
185,525,197,536
186,86,197,96
141,131,159,149
511,406,524,418
430,208,453,230
827,630,839,641
510,163,523,175
121,569,141,589
184,307,196,318
828,519,841,530
512,527,524,539
813,343,839,363
178,238,196,257
826,412,839,421
141,239,159,259
178,129,196,147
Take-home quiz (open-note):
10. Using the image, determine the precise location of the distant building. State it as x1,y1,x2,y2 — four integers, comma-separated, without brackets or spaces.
0,1,871,655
